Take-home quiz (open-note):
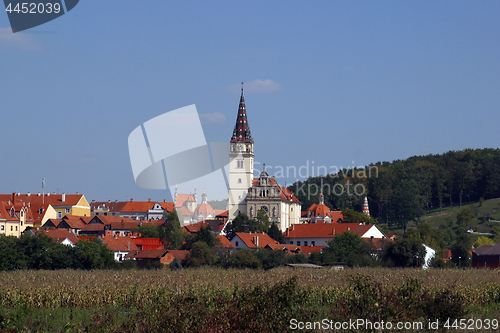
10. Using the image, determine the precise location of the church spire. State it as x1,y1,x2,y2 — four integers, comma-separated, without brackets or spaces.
230,82,253,143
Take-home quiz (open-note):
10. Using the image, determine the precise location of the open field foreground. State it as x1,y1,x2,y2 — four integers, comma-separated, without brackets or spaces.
1,268,500,332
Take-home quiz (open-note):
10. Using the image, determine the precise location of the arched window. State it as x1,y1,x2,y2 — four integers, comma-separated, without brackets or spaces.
272,207,276,217
250,207,254,217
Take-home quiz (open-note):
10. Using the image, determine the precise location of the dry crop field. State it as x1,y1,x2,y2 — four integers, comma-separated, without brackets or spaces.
0,268,499,332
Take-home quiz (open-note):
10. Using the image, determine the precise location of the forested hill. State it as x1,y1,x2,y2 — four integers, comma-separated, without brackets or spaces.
288,148,500,226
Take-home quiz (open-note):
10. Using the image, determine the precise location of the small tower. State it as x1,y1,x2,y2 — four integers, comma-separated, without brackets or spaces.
318,190,325,205
363,196,370,216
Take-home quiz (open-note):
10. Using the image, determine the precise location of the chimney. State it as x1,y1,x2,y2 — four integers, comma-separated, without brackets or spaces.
253,236,259,247
11,193,15,203
130,198,133,201
47,193,50,196
62,193,66,202
37,193,41,196
27,192,31,196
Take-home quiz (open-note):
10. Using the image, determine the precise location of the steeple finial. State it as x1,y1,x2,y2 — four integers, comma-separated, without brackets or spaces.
241,82,244,95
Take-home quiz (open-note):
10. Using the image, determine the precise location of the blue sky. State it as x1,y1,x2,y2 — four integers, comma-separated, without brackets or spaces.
0,1,499,203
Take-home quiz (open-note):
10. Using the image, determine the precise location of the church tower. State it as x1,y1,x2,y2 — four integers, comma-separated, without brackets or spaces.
228,85,254,220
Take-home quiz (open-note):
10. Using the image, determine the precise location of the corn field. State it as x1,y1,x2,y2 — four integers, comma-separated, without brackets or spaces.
0,268,499,332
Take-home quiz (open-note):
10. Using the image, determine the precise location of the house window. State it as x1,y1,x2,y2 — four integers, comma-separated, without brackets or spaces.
65,208,70,213
57,211,62,219
297,241,301,246
235,241,239,247
311,241,315,246
289,241,293,245
11,226,13,231
1,226,4,231
237,160,244,169
15,226,17,231
304,241,308,246
238,178,242,184
249,207,254,217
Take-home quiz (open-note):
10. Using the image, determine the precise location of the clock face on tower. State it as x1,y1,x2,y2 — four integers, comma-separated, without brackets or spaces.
238,144,244,151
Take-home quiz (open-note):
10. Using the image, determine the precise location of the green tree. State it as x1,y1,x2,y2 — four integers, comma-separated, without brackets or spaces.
450,234,472,268
383,238,425,268
74,239,117,269
387,179,423,233
131,225,160,238
322,231,375,267
0,235,27,270
457,207,474,228
267,223,285,244
183,225,220,250
184,241,218,267
159,210,186,249
255,249,286,269
227,248,261,269
473,236,495,248
341,208,377,224
225,212,269,239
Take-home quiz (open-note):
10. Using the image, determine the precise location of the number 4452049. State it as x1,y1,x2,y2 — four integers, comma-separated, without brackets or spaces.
444,318,499,330
5,2,61,14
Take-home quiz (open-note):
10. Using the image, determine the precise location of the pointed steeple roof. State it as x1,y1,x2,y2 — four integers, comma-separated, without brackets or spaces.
230,84,253,143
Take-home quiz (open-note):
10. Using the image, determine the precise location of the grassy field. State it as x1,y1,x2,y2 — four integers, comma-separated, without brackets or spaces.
1,268,500,332
387,198,500,236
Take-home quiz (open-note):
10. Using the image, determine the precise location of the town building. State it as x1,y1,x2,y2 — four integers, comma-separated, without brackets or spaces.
0,200,34,237
90,199,174,220
0,192,90,227
472,242,500,268
282,223,386,247
227,87,301,231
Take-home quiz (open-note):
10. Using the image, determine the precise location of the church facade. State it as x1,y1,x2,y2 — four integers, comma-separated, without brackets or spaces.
228,87,301,231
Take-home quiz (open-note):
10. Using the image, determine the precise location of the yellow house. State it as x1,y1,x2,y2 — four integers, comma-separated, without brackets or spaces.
0,193,91,227
0,200,34,237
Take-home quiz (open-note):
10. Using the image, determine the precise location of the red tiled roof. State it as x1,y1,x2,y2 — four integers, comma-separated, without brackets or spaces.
168,250,190,263
216,210,228,218
194,203,215,217
131,238,163,250
124,248,167,259
57,219,86,230
0,193,88,222
80,224,106,232
331,211,343,222
233,232,278,248
90,201,128,212
177,206,193,216
283,223,374,239
216,235,235,248
100,235,139,252
299,245,325,256
37,229,79,245
0,201,34,223
365,237,391,250
175,194,196,208
78,235,97,242
184,222,209,234
265,243,302,253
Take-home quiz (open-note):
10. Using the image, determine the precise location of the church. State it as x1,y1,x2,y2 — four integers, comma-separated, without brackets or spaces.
227,87,301,231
